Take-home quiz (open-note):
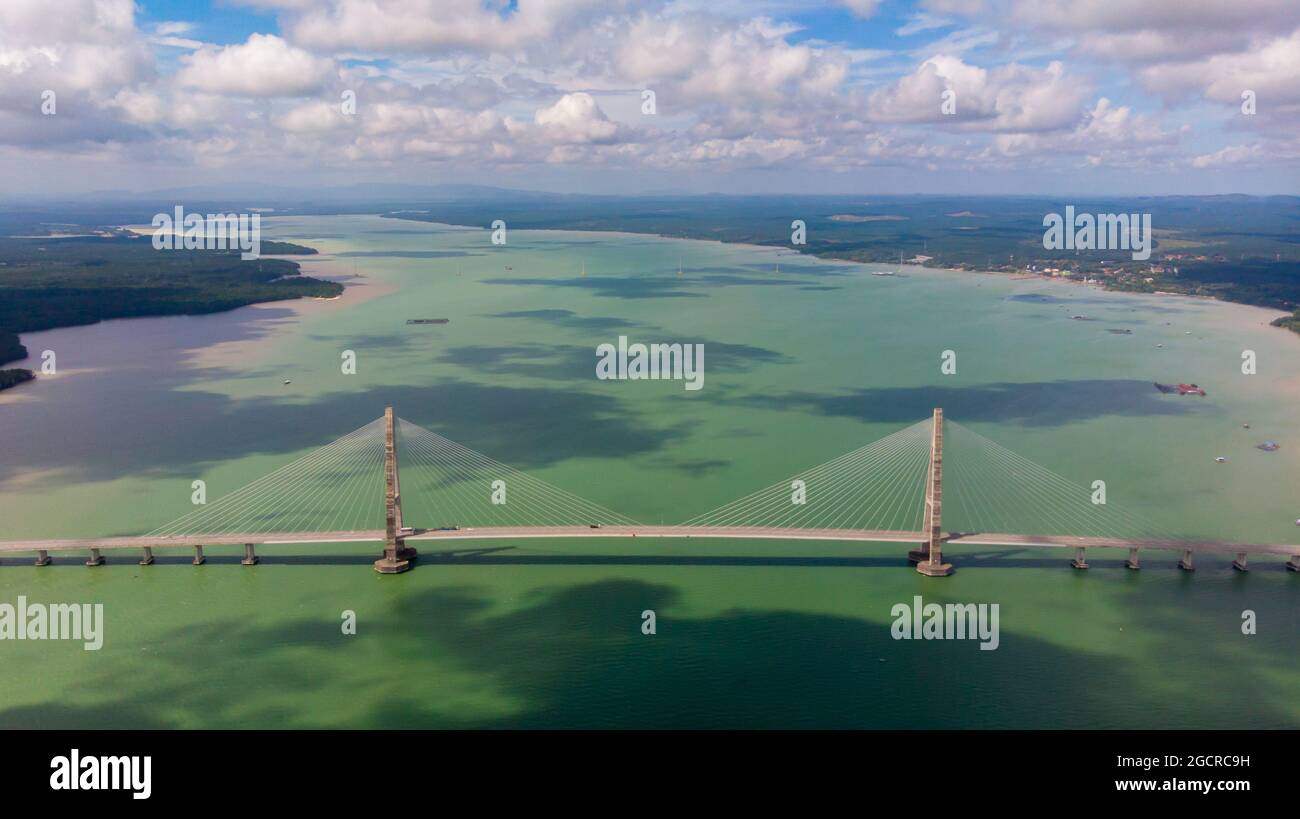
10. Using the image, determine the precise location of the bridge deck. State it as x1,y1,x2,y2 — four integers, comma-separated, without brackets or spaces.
0,526,1297,557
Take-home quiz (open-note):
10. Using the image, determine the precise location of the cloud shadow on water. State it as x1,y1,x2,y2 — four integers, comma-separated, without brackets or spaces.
0,377,691,494
436,341,792,383
483,308,651,333
1,577,1291,729
731,379,1209,427
482,275,706,299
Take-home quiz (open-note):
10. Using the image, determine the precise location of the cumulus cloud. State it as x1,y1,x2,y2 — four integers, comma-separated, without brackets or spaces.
276,101,352,133
986,97,1177,169
0,0,1292,185
0,0,151,98
0,0,153,148
278,0,617,54
534,93,622,144
1191,144,1266,168
1139,30,1300,105
177,34,336,98
867,55,1088,132
614,15,850,105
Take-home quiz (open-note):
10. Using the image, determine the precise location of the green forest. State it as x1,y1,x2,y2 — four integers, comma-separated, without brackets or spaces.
0,233,338,389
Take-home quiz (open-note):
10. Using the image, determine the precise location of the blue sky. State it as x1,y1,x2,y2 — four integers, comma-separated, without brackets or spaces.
1,0,1296,196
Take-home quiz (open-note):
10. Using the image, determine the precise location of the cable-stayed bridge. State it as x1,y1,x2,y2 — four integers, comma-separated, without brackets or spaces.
4,407,1298,575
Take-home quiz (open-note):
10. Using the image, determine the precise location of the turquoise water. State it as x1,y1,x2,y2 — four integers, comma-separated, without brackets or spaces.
0,215,1296,728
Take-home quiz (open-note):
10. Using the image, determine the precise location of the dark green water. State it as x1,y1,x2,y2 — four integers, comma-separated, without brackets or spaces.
1,215,1296,728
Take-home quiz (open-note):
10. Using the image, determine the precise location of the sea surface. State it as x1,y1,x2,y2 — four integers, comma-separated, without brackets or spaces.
1,214,1296,728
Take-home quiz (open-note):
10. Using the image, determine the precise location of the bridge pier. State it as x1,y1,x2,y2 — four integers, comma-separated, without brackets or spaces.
192,544,206,565
1126,547,1140,570
85,547,105,567
1232,552,1249,572
241,543,259,566
1179,549,1195,571
139,546,155,566
34,549,51,567
1071,546,1089,570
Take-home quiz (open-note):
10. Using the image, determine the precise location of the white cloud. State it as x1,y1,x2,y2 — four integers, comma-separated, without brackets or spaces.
534,93,621,144
840,0,882,18
0,0,1292,187
0,0,151,96
280,0,616,54
177,34,335,98
867,55,1088,132
1139,30,1300,105
1191,144,1265,168
615,15,850,104
276,101,352,133
896,13,957,36
986,97,1177,168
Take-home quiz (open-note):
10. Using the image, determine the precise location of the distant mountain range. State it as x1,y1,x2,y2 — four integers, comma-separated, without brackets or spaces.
26,183,576,206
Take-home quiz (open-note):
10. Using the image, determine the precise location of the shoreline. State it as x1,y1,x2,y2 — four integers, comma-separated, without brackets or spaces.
376,212,1298,339
5,211,1293,398
0,232,339,393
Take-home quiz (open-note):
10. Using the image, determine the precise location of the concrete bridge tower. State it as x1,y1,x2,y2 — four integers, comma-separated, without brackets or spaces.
908,408,953,576
374,406,417,574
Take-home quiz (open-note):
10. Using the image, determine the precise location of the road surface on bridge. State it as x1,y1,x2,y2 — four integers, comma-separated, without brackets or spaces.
2,526,1297,557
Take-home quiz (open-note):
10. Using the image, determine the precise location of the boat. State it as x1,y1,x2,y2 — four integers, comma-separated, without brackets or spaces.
1215,456,1227,463
1257,441,1281,452
407,318,450,325
1153,382,1206,396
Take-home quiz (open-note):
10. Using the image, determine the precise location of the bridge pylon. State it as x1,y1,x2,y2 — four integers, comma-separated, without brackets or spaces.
375,406,417,574
908,408,952,576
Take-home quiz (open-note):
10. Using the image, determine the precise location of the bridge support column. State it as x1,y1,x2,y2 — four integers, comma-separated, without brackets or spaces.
1179,550,1195,571
241,543,259,566
192,545,205,566
34,549,51,567
914,408,953,577
1126,548,1140,570
85,547,104,567
1288,556,1300,573
375,406,417,574
140,546,155,566
1071,546,1089,570
1232,552,1248,572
